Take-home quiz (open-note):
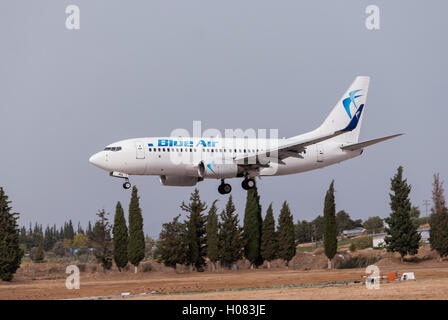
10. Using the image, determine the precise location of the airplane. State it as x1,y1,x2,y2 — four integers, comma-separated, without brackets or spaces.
89,76,402,194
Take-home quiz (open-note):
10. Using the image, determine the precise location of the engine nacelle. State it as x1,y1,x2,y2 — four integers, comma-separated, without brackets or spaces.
198,161,239,178
159,175,199,186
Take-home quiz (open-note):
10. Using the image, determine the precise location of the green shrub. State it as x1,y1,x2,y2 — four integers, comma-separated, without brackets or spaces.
30,246,45,263
352,236,372,250
349,243,357,252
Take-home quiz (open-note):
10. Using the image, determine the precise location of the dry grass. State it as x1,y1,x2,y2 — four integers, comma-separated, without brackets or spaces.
2,245,448,300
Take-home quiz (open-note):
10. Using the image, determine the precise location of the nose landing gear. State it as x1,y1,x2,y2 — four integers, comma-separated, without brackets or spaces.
123,180,131,189
218,179,232,194
109,171,131,190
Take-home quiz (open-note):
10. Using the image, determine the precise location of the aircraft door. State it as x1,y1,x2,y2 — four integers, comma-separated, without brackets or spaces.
316,144,324,162
136,141,145,159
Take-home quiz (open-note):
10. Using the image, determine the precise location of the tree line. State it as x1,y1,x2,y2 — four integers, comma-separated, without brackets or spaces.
2,165,448,281
318,166,448,266
154,186,296,271
19,220,93,253
295,204,427,244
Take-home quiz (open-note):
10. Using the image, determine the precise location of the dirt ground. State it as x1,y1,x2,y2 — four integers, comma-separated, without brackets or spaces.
2,264,448,300
2,247,448,300
139,278,448,300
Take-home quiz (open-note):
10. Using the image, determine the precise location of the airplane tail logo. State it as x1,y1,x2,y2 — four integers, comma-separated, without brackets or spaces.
343,89,363,119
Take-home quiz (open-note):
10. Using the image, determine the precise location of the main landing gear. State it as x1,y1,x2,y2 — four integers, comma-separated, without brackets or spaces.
241,178,256,190
218,177,256,194
218,179,232,195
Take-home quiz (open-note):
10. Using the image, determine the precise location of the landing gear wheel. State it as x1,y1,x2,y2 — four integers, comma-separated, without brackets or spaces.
242,178,256,190
218,181,232,194
123,181,131,189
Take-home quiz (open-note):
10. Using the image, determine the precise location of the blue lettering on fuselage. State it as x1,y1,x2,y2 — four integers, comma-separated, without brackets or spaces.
156,139,217,148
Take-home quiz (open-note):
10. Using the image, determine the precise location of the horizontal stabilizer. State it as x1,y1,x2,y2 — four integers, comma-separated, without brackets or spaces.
340,134,403,151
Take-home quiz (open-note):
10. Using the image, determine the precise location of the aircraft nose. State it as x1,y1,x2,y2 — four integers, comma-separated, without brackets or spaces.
89,152,104,169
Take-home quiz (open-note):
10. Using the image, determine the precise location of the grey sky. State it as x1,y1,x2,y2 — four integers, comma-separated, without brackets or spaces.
0,1,446,236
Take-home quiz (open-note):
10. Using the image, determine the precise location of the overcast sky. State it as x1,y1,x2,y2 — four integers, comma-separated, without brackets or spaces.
1,1,446,237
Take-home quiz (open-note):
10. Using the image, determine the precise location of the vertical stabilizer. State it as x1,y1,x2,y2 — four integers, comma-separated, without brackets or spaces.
318,76,370,143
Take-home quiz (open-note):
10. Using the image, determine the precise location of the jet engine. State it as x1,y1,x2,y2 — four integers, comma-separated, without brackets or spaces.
197,161,240,178
159,175,199,186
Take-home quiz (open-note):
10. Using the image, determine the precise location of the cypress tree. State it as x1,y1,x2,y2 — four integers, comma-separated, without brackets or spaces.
77,222,85,235
0,187,23,281
218,195,243,269
277,201,295,266
87,221,93,236
323,180,338,269
91,210,113,272
128,186,145,272
113,201,129,271
385,166,421,262
155,215,188,269
261,203,277,268
243,184,263,268
429,173,448,260
181,189,208,271
206,200,219,271
65,220,75,240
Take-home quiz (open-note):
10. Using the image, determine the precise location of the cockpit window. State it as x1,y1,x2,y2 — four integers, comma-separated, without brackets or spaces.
104,146,122,151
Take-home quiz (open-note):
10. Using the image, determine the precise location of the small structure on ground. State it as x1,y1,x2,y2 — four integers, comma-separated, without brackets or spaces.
342,228,366,238
369,226,431,248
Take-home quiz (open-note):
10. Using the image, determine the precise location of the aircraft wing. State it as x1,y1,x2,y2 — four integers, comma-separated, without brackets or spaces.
340,133,403,151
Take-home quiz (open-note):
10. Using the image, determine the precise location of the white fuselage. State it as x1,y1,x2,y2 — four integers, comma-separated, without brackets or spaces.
89,136,362,180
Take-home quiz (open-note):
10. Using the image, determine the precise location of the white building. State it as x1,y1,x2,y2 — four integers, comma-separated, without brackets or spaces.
370,233,387,248
342,227,366,238
369,228,431,248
